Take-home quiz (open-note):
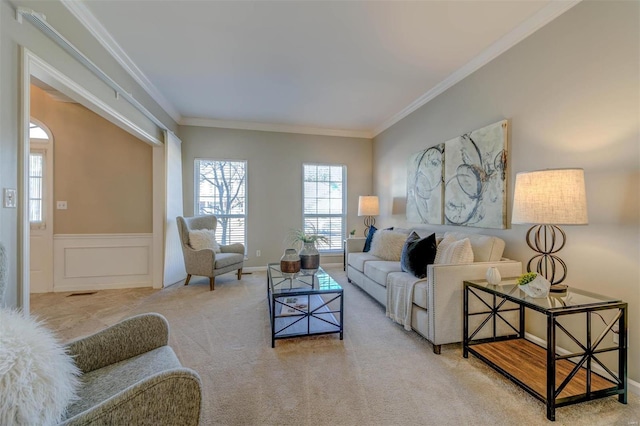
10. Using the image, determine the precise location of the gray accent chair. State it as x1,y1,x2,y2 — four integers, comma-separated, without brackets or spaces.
60,313,201,425
177,215,245,291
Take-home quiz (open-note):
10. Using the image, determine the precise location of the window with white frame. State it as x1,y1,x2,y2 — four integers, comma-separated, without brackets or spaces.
195,159,247,247
29,151,45,226
303,164,346,252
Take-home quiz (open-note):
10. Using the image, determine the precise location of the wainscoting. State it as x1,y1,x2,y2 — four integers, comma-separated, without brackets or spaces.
53,234,153,292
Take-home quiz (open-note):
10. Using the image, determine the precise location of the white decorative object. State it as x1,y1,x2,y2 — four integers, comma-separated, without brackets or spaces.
0,308,80,425
434,234,474,265
519,275,551,298
486,267,501,285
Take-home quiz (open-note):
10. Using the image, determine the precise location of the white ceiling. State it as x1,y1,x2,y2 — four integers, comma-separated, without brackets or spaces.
64,0,578,138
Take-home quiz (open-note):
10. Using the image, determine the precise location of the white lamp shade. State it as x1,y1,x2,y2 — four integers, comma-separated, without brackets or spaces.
358,196,379,216
512,168,588,225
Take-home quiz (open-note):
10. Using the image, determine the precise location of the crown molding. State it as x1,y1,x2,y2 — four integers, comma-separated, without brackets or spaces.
372,0,582,137
180,117,373,139
61,0,182,124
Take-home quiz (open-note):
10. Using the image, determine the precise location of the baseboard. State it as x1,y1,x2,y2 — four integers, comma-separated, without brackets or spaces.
243,262,342,274
54,234,153,291
525,332,639,396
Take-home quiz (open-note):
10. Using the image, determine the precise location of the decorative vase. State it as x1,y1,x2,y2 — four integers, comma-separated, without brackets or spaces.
519,275,551,298
299,242,320,275
280,249,301,277
486,267,501,285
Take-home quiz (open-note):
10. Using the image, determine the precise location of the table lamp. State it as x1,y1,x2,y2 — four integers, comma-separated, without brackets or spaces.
358,196,379,237
512,168,588,292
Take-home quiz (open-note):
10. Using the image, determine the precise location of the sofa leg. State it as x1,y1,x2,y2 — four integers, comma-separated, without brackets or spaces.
209,277,215,291
237,268,242,280
432,344,441,355
184,274,191,286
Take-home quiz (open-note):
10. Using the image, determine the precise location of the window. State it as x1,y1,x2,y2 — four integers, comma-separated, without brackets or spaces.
29,151,45,226
303,164,346,252
195,159,247,247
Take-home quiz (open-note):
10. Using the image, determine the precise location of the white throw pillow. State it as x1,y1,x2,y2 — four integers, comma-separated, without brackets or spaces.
0,308,80,426
435,234,474,264
189,229,221,253
369,230,409,261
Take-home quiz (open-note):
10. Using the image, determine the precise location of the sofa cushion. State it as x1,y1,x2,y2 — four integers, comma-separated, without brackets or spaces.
400,232,437,279
412,281,430,310
443,232,505,262
363,261,403,287
435,235,474,264
369,230,408,261
348,252,379,272
214,252,244,269
363,225,377,252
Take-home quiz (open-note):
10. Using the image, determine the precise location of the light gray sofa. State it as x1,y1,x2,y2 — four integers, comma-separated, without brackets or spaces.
60,313,202,425
346,230,522,354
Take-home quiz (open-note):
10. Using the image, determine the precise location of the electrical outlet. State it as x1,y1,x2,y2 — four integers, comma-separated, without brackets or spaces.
256,250,261,257
57,201,67,210
612,324,619,345
3,188,16,208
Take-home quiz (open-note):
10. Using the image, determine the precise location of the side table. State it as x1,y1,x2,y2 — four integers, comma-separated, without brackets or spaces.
463,278,627,421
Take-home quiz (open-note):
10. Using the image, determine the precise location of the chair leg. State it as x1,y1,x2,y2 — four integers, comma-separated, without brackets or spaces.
209,277,215,291
237,268,243,280
184,274,191,286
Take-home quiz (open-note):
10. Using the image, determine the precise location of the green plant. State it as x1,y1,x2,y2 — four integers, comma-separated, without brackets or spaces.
517,272,538,286
350,229,356,236
287,226,329,248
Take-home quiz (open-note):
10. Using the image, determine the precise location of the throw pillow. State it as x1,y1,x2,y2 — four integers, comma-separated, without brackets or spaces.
363,225,377,252
0,308,80,425
369,230,409,261
189,229,221,253
435,234,474,264
400,232,437,278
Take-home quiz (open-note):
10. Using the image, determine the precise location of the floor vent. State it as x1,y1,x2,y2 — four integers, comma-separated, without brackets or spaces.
67,292,97,297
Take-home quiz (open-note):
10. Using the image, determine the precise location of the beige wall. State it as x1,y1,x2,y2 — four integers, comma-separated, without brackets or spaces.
179,126,372,268
30,85,153,234
373,1,639,382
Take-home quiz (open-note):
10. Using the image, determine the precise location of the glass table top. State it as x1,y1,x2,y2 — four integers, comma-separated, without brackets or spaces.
268,263,342,295
465,278,624,312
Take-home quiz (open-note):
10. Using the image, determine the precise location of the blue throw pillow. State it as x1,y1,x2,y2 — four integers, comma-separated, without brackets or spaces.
400,232,437,278
363,225,377,252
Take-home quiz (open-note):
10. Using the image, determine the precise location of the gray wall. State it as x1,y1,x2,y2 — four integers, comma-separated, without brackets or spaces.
179,125,372,268
373,1,639,382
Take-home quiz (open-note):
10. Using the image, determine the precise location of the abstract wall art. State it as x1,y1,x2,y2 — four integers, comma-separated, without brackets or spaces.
407,144,444,224
406,120,508,229
443,120,508,229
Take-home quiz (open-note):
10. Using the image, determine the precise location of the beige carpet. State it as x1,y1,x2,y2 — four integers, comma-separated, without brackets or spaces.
32,266,640,426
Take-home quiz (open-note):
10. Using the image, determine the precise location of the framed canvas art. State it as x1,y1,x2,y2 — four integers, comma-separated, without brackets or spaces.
407,144,444,224
443,120,508,229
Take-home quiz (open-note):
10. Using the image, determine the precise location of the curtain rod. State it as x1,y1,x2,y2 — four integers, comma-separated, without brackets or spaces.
16,7,169,133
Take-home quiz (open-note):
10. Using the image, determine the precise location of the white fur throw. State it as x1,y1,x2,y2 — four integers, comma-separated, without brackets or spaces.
435,234,474,264
369,230,408,261
189,229,221,253
0,309,80,425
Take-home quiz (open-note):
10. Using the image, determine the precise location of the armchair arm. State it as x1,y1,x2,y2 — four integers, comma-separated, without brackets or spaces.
65,313,170,374
346,237,366,255
221,243,245,255
60,368,202,426
183,247,216,276
425,260,522,346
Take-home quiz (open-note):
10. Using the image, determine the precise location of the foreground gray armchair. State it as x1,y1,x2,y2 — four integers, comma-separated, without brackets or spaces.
60,313,202,425
177,215,245,291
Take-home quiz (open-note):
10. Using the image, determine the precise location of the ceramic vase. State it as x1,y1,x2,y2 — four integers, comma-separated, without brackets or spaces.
486,267,501,285
299,242,319,275
519,275,551,298
280,249,301,277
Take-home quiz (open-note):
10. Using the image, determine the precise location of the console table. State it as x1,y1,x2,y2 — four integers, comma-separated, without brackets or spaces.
463,278,627,421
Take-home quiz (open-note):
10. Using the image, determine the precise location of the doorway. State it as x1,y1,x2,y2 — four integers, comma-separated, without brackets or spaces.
28,119,54,293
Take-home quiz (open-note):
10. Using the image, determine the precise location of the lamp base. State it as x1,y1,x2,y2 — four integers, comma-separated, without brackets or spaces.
549,284,568,294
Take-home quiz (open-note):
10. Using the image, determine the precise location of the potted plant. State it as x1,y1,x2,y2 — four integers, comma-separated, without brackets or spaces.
287,227,329,274
349,229,356,237
517,272,551,298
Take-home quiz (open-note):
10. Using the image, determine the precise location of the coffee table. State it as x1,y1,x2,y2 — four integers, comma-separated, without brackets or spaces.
267,263,344,347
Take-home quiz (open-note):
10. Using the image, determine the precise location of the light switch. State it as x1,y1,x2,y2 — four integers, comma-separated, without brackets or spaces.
57,201,68,210
3,188,17,208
